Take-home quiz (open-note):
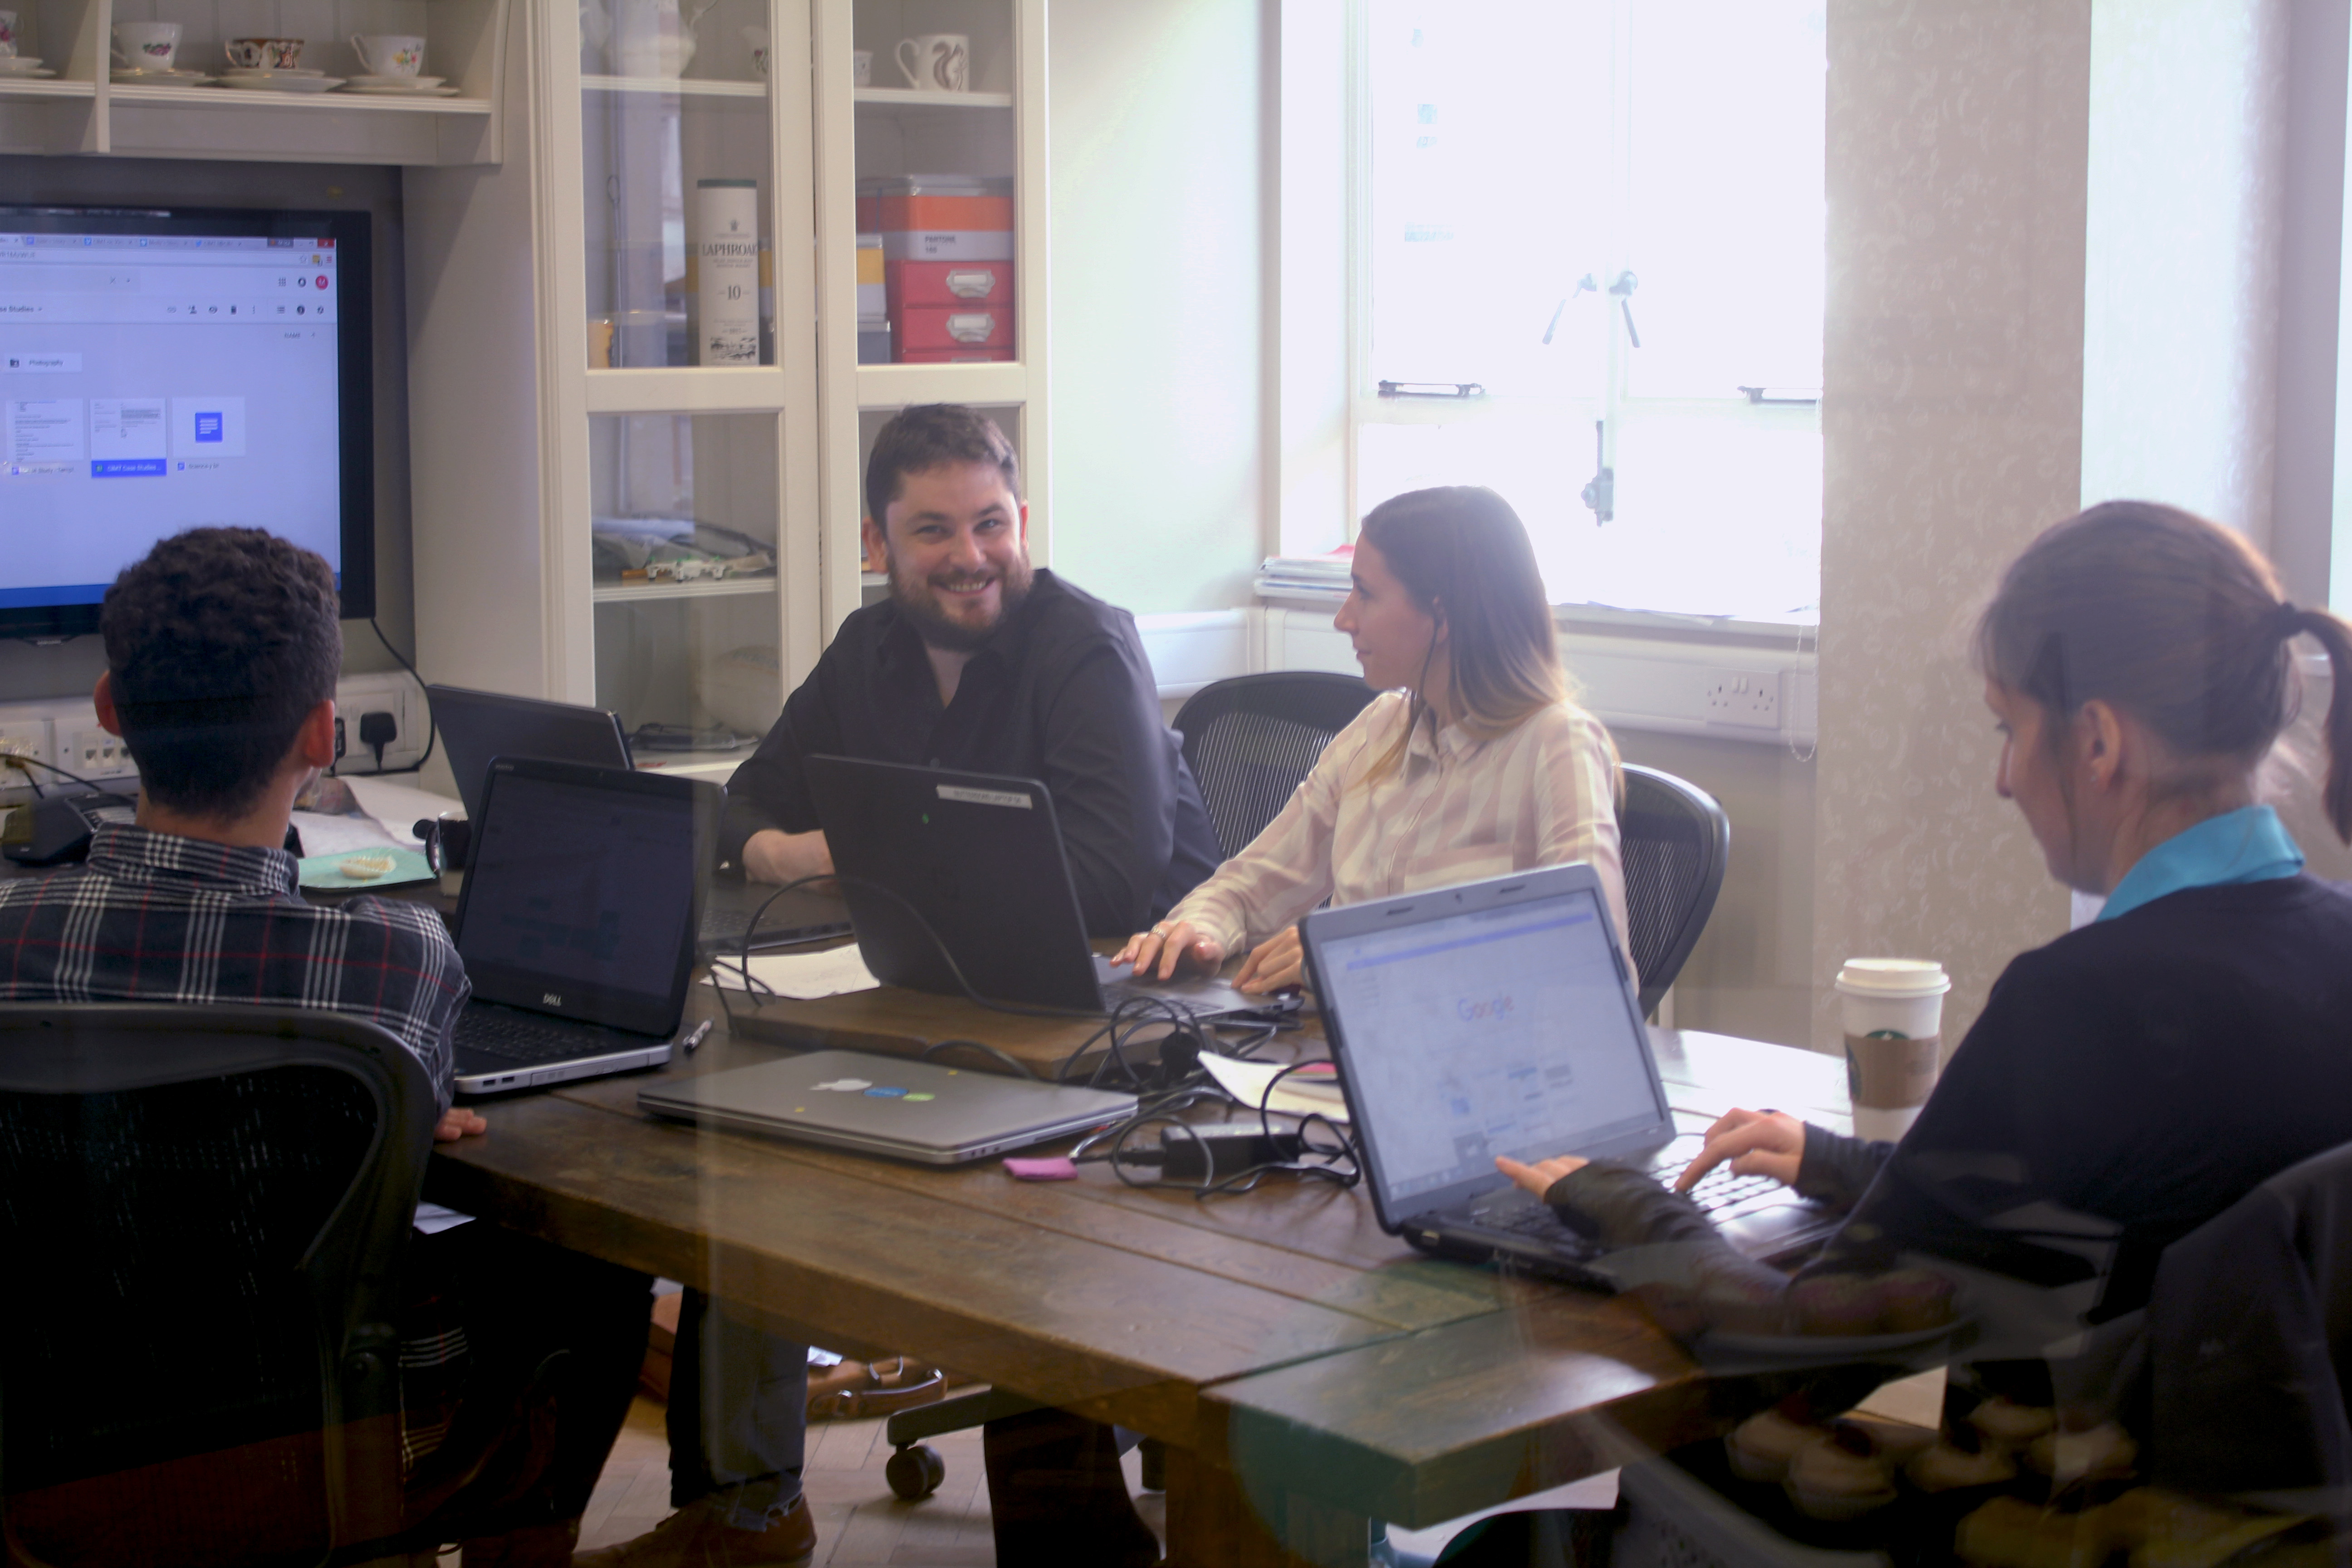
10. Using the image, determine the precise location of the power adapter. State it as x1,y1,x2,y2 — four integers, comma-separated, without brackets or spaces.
358,710,398,769
1157,1125,1307,1182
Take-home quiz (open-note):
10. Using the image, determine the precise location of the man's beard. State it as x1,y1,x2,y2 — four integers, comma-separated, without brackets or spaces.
887,551,1034,653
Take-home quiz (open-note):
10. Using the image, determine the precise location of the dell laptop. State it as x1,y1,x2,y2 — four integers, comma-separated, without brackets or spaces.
802,755,1259,1020
1298,862,1840,1288
426,684,848,959
639,1049,1139,1165
449,757,717,1095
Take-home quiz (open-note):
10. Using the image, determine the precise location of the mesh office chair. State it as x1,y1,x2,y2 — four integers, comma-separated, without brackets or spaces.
1172,671,1377,858
0,1003,437,1568
1618,764,1730,1017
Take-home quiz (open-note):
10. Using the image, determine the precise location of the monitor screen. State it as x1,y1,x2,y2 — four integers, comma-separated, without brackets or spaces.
0,205,374,636
1318,889,1665,1203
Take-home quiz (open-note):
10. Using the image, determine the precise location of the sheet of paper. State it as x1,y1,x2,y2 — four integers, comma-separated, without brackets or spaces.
339,774,461,847
705,944,882,999
291,809,404,858
412,1201,476,1235
1199,1051,1351,1122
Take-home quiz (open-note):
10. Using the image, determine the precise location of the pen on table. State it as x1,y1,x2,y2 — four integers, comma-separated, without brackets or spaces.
679,1019,714,1054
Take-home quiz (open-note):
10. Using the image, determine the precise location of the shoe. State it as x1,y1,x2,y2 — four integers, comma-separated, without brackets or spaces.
573,1495,816,1567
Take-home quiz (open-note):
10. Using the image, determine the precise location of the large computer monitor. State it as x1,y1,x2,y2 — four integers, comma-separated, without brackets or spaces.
0,204,374,637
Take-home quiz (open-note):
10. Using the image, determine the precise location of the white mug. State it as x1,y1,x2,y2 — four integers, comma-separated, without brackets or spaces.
350,33,424,74
111,20,181,70
851,47,870,86
0,12,20,58
895,32,966,92
741,24,767,74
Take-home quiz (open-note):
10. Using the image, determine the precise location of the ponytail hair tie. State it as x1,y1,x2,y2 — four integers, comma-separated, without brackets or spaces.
2269,600,2306,642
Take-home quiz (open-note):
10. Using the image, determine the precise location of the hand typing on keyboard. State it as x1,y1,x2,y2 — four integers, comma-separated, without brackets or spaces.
1672,1107,1805,1193
1494,1153,1588,1198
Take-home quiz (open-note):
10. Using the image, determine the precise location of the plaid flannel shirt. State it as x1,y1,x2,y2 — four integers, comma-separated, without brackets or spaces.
0,822,468,1110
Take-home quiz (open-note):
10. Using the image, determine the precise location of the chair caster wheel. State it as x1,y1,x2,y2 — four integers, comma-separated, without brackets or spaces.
886,1444,946,1500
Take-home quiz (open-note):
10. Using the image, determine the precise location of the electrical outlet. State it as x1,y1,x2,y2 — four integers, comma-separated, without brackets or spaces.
1703,671,1781,730
64,727,134,780
0,710,55,798
334,673,429,773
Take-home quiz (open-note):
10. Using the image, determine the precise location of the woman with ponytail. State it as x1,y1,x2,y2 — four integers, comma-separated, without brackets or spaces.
1508,501,2352,1330
1116,485,1627,994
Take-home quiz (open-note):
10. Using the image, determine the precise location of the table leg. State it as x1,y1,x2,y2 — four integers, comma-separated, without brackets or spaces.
1161,1442,1377,1568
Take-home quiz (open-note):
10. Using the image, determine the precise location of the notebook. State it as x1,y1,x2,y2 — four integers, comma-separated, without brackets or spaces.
449,757,718,1095
1298,862,1838,1288
637,1049,1139,1164
802,755,1261,1020
426,684,850,958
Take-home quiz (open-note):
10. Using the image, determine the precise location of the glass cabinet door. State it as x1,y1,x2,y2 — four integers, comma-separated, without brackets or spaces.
582,0,777,368
590,413,782,755
849,0,1017,365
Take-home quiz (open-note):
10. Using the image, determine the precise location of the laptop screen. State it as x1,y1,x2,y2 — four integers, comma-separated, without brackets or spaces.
1316,887,1666,1205
459,768,696,1019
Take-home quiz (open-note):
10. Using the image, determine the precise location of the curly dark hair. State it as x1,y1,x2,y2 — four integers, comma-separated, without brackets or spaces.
863,404,1021,527
101,527,342,819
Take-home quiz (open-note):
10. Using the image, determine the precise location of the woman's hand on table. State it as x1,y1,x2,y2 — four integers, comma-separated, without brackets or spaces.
1233,927,1304,994
1113,919,1226,981
1673,1107,1804,1191
435,1106,487,1143
1496,1153,1588,1198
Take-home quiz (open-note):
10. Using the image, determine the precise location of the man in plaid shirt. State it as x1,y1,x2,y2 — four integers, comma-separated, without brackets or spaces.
0,528,649,1566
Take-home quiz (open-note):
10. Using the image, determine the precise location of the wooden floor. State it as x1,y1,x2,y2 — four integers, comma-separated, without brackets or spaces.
576,1396,1168,1567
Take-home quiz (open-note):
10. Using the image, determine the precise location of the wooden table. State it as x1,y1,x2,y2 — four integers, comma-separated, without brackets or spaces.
426,974,1849,1567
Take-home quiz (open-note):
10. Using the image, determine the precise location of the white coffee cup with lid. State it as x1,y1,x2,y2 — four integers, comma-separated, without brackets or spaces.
1834,958,1950,1142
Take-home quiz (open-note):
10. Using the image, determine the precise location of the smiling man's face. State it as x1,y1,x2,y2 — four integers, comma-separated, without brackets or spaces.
865,461,1034,652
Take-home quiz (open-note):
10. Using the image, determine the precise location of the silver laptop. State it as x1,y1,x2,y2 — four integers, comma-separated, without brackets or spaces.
1298,862,1838,1289
450,757,718,1095
638,1049,1140,1165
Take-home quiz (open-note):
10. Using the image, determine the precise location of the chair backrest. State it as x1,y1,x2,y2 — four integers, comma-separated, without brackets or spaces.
0,1003,436,1567
1172,672,1377,860
1618,765,1730,1016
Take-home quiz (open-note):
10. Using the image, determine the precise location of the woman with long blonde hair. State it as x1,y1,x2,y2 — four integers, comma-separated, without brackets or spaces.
1118,485,1627,993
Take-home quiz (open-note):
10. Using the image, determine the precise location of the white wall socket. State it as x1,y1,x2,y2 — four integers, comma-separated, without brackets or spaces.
1702,671,1781,730
0,706,56,801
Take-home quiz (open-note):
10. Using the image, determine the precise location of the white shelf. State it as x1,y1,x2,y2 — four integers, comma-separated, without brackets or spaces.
855,360,1027,408
0,79,94,100
110,84,492,113
583,74,766,97
592,575,779,604
853,86,1012,110
583,366,793,413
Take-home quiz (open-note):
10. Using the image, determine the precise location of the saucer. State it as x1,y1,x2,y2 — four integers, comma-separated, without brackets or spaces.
217,72,343,92
347,72,443,87
112,67,214,83
0,55,51,74
220,65,326,77
342,82,459,95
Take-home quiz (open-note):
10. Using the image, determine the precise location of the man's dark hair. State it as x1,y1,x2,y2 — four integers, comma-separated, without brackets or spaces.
863,404,1022,529
101,527,343,819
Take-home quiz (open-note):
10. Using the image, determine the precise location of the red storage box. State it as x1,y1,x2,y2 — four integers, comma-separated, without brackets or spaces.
885,260,1014,311
896,304,1013,353
875,194,1012,232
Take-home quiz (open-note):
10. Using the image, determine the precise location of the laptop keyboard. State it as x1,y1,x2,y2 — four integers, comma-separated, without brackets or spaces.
456,1009,615,1064
1646,1141,1784,1215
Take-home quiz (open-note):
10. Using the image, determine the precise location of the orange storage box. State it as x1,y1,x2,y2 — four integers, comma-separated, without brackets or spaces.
896,304,1014,354
885,260,1014,311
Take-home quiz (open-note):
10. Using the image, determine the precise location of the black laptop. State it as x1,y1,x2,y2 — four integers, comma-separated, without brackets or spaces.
802,755,1259,1019
425,684,848,959
449,757,717,1095
1298,862,1839,1288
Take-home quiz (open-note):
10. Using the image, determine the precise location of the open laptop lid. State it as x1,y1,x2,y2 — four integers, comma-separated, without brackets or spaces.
426,684,633,821
802,755,1106,1013
453,757,716,1037
1299,863,1674,1236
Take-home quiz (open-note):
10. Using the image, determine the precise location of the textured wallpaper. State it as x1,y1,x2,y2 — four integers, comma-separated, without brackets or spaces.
1813,0,2092,1052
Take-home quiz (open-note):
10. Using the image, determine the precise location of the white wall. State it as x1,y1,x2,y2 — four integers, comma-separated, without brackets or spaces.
1044,0,1269,614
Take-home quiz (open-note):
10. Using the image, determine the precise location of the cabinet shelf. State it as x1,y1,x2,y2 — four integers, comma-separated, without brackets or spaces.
0,78,94,101
593,574,779,603
855,360,1028,408
582,74,766,97
853,86,1012,110
108,85,491,113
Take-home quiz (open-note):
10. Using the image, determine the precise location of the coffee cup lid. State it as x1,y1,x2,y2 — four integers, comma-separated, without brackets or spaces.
1834,958,1951,998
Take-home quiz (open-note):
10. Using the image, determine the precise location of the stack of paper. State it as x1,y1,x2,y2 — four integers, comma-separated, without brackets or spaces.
1254,549,1354,600
706,945,882,999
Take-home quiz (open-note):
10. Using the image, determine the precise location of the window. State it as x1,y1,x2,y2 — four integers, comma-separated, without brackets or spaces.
1355,0,1825,623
